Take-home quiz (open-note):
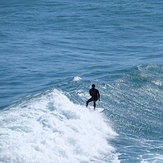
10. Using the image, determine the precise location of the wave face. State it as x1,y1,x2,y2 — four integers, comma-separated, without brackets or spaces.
100,65,163,163
0,89,118,163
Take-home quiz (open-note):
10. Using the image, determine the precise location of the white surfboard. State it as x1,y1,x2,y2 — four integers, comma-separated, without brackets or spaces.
88,107,105,113
95,107,105,113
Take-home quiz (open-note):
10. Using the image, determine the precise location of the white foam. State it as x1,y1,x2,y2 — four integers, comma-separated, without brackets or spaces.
0,89,119,163
152,80,162,86
73,76,81,81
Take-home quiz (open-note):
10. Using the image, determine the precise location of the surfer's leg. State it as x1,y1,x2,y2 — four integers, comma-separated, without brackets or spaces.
93,101,96,110
86,97,93,107
86,101,88,107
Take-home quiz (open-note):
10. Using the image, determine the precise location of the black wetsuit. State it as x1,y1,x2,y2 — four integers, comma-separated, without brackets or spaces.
86,88,100,109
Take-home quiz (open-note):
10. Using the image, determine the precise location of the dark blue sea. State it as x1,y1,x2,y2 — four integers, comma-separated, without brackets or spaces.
0,0,163,162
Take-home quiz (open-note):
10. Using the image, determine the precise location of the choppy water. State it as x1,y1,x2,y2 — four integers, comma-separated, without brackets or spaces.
0,0,163,162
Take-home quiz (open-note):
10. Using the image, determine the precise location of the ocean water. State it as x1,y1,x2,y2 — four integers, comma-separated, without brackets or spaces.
0,0,163,162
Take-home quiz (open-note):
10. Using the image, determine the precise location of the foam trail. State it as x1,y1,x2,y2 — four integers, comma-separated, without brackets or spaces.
0,89,119,163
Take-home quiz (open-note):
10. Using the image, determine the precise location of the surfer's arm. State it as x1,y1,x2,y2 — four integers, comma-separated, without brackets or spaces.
97,90,100,100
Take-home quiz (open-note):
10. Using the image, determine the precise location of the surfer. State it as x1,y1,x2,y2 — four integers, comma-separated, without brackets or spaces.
86,84,100,110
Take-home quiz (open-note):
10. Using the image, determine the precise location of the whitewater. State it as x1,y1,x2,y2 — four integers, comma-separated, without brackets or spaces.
0,89,118,163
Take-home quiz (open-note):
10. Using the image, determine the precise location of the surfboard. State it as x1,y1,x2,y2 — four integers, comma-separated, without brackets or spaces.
88,107,105,113
95,108,105,113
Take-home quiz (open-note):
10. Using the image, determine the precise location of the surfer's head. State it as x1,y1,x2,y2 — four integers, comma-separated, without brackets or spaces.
92,84,95,88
